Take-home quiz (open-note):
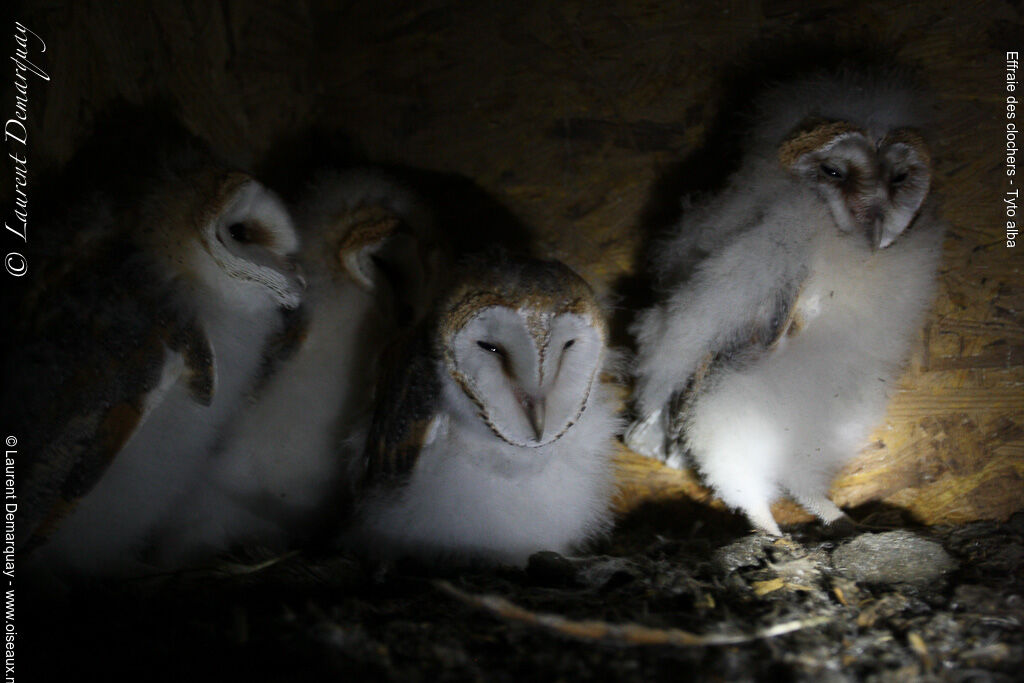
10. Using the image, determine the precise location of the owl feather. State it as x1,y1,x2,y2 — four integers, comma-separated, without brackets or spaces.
627,68,944,535
16,128,304,577
344,251,621,567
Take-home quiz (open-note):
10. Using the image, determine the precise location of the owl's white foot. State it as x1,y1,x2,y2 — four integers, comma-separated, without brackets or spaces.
623,409,666,460
743,503,783,537
790,490,846,525
786,490,858,536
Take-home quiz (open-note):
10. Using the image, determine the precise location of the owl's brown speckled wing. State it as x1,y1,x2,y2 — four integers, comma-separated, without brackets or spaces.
7,234,215,551
359,324,442,491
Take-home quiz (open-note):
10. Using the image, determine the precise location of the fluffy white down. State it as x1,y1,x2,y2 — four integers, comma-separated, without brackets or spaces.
633,159,818,420
30,179,300,577
33,299,280,576
350,373,621,566
153,287,382,565
686,204,943,532
748,69,926,154
152,170,429,565
628,70,944,532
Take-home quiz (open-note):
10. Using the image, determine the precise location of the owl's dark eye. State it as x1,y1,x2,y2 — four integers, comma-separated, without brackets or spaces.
820,163,845,180
228,223,251,243
225,222,272,247
891,171,909,185
563,339,575,350
477,341,503,355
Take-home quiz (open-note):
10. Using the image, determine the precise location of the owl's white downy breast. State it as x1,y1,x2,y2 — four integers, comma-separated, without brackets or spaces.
685,214,943,534
353,363,620,566
148,169,443,567
32,309,279,575
22,161,304,578
346,253,623,566
627,68,945,535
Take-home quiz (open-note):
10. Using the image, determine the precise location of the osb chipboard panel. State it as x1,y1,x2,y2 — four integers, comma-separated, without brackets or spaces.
14,0,1024,525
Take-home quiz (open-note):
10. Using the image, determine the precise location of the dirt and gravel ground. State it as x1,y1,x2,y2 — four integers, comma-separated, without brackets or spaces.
23,504,1024,682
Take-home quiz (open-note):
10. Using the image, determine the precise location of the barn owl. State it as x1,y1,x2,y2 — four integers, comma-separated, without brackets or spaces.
151,169,443,567
342,252,621,566
626,69,944,535
15,145,304,577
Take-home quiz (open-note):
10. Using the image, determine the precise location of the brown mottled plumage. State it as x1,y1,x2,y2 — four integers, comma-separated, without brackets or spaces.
15,136,303,576
147,168,445,568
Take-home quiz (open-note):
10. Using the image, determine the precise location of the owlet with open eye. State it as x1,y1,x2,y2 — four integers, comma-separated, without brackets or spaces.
12,123,305,578
779,120,932,250
342,251,621,566
150,167,445,568
627,69,944,537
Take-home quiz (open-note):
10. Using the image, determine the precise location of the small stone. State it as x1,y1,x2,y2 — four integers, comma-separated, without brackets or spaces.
573,556,642,589
714,534,773,573
526,552,641,589
526,551,579,586
831,531,957,588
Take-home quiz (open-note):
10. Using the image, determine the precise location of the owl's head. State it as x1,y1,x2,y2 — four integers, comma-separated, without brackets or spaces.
296,169,444,325
148,169,305,311
439,256,606,448
779,120,932,249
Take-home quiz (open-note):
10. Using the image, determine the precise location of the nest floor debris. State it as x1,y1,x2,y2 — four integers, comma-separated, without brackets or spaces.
24,509,1024,682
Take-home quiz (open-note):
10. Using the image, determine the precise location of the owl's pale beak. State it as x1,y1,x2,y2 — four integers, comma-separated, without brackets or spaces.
257,257,305,309
285,259,307,294
521,394,546,442
865,206,887,251
276,258,307,309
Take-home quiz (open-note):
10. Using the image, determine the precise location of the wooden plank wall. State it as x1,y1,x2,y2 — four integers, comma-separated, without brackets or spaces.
14,0,1023,525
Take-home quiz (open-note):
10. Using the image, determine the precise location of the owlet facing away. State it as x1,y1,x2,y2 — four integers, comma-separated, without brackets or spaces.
342,251,621,566
626,69,944,535
15,135,304,577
